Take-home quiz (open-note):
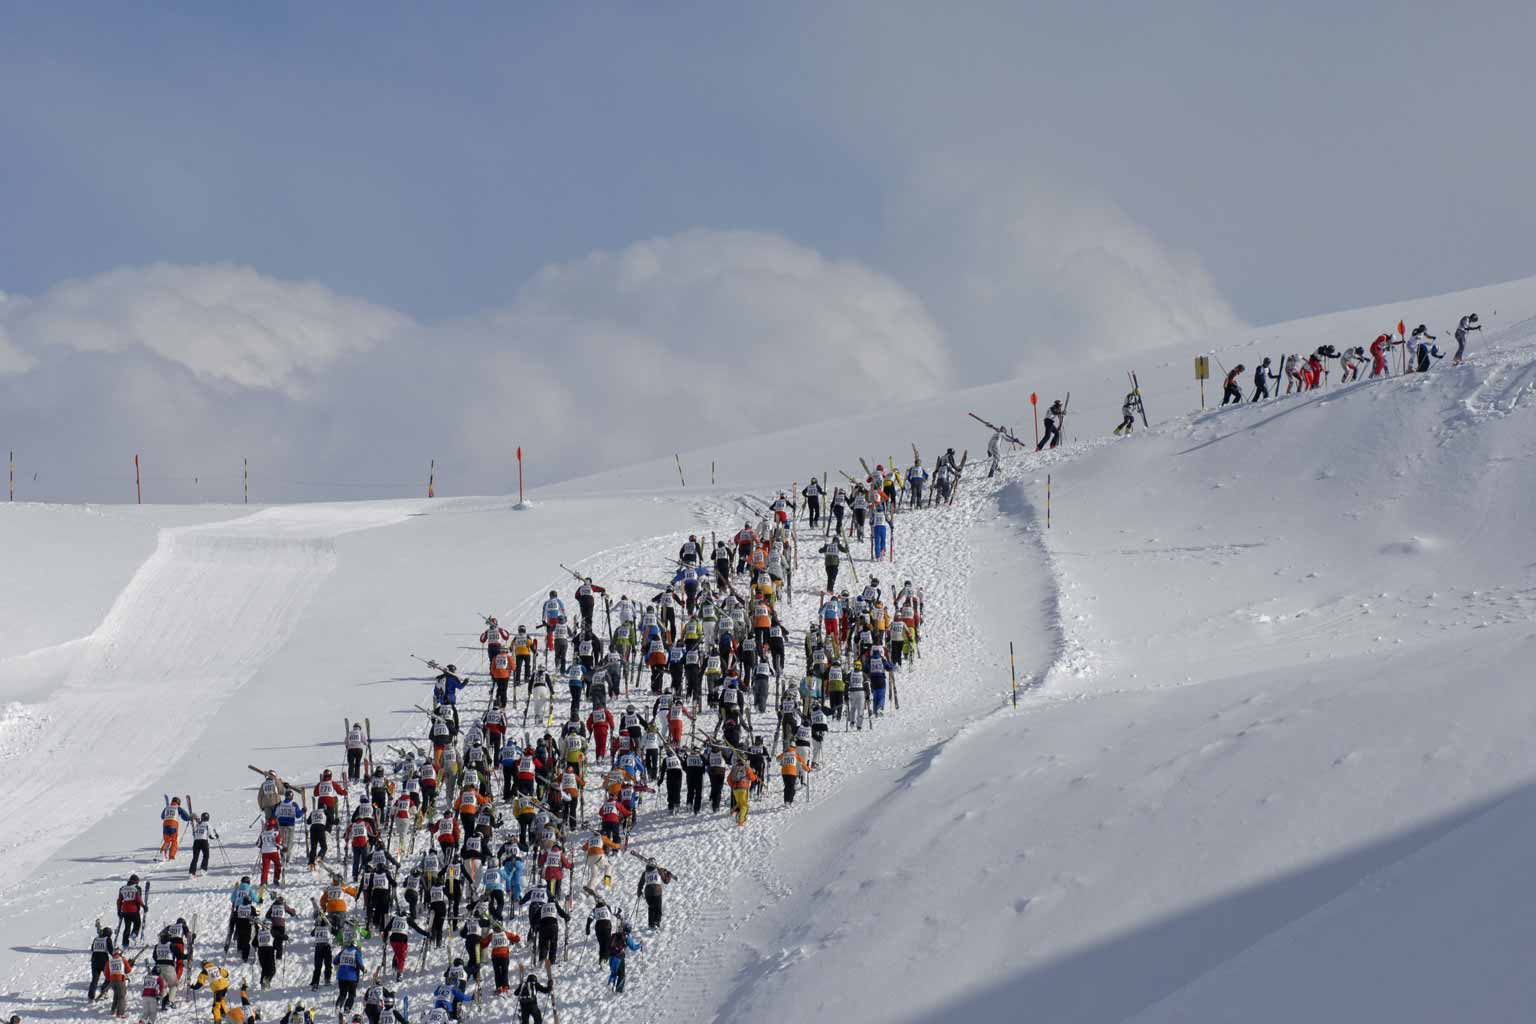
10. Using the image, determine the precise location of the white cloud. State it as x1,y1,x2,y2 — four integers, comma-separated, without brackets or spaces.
0,263,412,397
0,295,37,376
0,233,954,501
494,229,952,451
891,158,1244,376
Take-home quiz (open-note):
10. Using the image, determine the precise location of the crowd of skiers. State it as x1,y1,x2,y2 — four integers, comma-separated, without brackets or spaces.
87,467,942,1024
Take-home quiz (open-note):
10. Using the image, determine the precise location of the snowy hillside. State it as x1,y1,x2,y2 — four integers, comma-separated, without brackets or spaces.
3,274,1536,1024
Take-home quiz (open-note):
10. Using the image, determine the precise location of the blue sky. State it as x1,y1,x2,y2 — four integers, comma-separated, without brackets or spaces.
2,2,1533,500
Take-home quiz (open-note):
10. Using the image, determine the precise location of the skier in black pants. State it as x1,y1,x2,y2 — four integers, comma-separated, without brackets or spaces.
309,916,333,988
533,900,568,966
664,751,684,813
513,966,552,1024
1221,365,1245,405
636,861,668,929
87,924,113,1001
800,479,822,528
707,750,727,812
1454,313,1480,365
1036,400,1063,450
1251,357,1279,401
587,898,614,965
684,748,706,814
188,813,215,876
823,537,847,592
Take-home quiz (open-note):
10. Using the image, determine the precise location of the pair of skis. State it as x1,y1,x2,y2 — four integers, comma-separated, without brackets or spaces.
967,412,1028,448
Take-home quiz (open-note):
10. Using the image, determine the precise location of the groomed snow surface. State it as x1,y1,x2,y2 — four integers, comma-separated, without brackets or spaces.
3,274,1536,1023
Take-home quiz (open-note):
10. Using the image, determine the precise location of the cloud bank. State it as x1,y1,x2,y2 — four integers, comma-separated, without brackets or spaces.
887,160,1244,377
0,232,953,502
0,264,412,396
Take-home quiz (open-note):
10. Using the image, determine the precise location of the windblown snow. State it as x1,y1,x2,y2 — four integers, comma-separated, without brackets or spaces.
3,273,1536,1024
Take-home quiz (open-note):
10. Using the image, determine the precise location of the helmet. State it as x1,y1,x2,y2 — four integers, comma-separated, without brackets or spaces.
1469,313,1479,323
200,812,210,822
322,768,332,779
241,875,251,884
549,590,558,598
488,616,498,625
171,796,180,804
128,873,140,884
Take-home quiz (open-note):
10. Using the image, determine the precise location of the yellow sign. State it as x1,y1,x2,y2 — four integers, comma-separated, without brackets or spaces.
1194,355,1210,380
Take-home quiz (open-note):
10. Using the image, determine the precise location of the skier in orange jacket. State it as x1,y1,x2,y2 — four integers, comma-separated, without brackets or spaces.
159,796,192,860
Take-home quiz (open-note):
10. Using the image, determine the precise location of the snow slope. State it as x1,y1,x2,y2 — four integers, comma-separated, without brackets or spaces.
697,291,1536,1022
2,274,1535,1024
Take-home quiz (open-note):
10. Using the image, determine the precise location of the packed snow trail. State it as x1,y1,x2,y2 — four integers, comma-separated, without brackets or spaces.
0,503,419,895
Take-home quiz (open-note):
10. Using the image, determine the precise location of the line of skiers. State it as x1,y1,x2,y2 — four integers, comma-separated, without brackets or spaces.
85,473,941,1024
1225,314,1482,406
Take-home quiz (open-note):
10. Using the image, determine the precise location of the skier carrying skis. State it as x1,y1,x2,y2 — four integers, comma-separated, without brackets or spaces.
1454,313,1480,364
479,617,509,660
1284,353,1304,393
87,923,114,1001
1251,357,1279,401
1220,365,1245,406
985,428,1005,478
1113,392,1140,435
1315,345,1340,386
871,504,890,560
345,723,367,780
1369,332,1394,378
906,458,928,508
512,965,551,1024
575,578,606,630
159,797,192,860
1304,353,1323,390
607,916,642,993
1036,400,1064,450
637,859,669,929
188,812,218,877
1340,346,1364,382
800,477,823,528
1414,325,1445,372
117,874,147,948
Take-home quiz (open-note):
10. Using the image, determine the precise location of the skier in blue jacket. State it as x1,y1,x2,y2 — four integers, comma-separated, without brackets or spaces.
335,943,364,1011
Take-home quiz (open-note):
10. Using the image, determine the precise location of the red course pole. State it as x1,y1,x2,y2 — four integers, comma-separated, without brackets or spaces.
135,454,142,504
517,447,524,504
1030,392,1039,446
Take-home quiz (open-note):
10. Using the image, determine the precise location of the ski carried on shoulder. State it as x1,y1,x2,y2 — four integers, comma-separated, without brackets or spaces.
966,412,1027,447
1128,373,1149,427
